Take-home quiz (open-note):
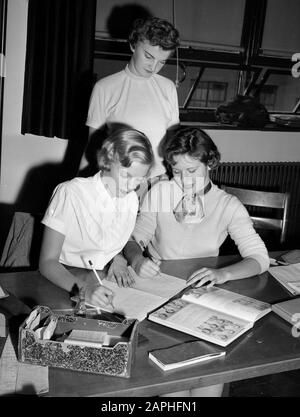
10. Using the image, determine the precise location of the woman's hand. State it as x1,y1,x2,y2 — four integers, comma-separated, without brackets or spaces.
85,283,115,310
107,255,135,287
132,254,161,279
187,267,229,288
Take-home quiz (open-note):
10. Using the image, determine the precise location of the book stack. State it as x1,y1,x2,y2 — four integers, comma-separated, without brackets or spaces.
270,115,300,128
268,263,300,296
272,298,300,325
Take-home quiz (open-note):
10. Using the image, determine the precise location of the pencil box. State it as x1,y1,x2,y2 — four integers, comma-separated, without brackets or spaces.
18,305,139,378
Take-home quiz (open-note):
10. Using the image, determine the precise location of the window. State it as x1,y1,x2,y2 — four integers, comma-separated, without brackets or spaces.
94,0,300,128
260,85,277,111
189,81,227,108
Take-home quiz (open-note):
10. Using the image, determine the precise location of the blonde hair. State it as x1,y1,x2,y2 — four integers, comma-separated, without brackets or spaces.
97,128,154,171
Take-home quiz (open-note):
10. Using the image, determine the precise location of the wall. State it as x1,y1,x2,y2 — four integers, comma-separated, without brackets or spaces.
194,129,300,163
0,0,68,206
0,0,68,255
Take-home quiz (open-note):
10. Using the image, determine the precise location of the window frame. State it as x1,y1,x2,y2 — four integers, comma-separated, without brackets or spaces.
93,0,300,130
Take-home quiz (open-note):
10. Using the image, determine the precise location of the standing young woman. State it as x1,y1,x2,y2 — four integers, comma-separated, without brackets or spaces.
86,17,180,179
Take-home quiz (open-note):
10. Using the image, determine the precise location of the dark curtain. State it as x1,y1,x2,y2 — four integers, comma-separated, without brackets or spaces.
21,0,96,142
0,0,7,167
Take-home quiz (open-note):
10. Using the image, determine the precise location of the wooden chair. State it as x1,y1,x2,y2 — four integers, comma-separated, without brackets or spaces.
221,186,290,245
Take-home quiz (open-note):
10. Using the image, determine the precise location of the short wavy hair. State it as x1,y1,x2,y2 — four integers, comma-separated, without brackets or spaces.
128,17,180,50
97,128,154,171
163,127,221,170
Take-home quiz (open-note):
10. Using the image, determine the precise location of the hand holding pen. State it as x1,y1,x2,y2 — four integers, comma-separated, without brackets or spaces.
87,260,115,311
133,239,161,279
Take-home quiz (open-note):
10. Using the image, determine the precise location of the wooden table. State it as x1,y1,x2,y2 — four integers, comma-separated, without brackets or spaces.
1,254,300,397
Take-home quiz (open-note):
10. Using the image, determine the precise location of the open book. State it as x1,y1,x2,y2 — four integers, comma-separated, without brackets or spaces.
85,267,187,322
268,263,300,295
148,286,271,347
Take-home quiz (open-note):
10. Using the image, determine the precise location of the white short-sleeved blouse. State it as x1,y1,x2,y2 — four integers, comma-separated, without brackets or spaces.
42,173,139,270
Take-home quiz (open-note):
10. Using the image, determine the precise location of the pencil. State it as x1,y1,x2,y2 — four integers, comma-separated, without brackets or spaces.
88,260,114,311
88,260,103,285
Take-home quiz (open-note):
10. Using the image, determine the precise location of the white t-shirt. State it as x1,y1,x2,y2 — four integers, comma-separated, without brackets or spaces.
86,66,179,178
42,173,139,270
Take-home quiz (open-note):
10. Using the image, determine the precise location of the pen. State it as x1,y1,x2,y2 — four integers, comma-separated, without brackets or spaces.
138,240,161,277
88,260,114,311
269,258,289,266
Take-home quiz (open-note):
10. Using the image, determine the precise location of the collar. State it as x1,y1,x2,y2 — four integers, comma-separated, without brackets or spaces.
195,181,212,197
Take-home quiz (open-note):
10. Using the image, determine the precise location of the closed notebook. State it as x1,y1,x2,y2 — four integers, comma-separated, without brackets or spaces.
272,297,300,325
148,340,226,371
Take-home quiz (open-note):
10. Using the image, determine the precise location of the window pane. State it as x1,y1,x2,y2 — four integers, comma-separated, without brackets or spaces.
96,0,173,39
174,0,246,50
258,74,300,112
261,0,300,57
163,66,240,109
260,74,300,112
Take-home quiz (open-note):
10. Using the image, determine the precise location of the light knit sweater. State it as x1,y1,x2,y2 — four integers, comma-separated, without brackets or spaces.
86,65,179,178
132,180,270,273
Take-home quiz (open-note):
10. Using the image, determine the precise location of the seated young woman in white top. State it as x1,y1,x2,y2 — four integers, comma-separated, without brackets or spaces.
39,128,154,309
124,126,269,288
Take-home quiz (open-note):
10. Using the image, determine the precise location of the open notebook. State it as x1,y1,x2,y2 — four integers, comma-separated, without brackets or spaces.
85,267,187,321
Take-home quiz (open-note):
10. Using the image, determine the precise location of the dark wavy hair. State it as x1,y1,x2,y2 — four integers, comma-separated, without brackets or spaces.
97,128,154,171
163,127,221,170
128,17,180,50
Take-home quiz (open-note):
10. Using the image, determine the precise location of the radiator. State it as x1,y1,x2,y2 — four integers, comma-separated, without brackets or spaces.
210,162,300,244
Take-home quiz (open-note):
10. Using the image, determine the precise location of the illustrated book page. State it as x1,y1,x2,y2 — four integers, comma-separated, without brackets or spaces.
182,286,271,322
148,287,271,347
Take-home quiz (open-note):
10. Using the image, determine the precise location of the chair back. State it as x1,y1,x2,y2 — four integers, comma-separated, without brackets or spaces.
221,186,289,244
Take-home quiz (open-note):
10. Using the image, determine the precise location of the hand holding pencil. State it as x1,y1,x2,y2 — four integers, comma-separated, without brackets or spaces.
86,260,115,311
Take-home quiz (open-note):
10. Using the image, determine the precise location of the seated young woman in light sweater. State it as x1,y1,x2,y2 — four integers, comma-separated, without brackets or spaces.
124,126,269,286
123,126,269,397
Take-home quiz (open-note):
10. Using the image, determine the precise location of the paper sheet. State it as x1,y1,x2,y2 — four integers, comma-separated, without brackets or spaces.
88,269,187,321
0,334,49,396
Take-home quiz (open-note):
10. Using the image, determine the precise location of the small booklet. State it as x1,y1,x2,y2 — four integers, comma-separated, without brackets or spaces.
272,297,300,325
149,340,226,371
84,267,187,322
64,329,111,348
268,263,300,295
148,286,271,347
